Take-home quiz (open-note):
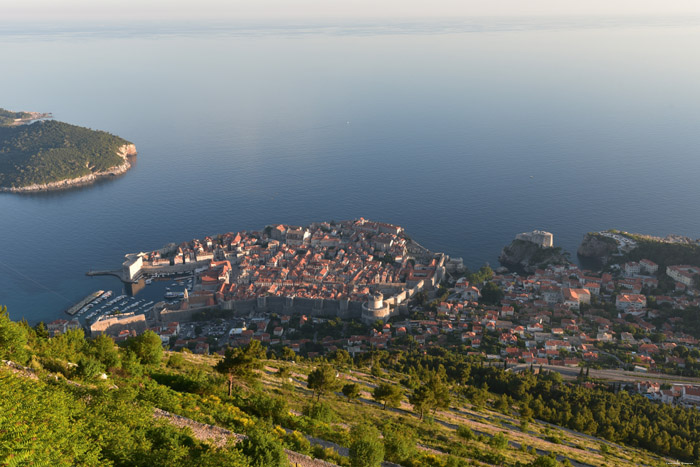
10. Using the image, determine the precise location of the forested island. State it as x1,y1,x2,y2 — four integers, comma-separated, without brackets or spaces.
0,108,136,192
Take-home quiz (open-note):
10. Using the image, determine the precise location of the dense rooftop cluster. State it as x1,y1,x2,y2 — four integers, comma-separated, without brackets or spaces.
149,218,439,304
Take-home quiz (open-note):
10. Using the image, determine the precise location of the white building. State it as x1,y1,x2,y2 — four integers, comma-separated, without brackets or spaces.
639,259,658,275
666,265,700,287
623,262,641,277
615,293,647,311
122,253,144,281
515,230,554,248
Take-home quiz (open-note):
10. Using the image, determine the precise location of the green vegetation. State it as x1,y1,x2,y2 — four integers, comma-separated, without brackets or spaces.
342,382,361,402
307,364,340,401
619,237,700,270
480,281,504,305
377,347,700,462
215,340,266,396
0,108,31,126
349,423,384,467
0,116,132,188
467,265,494,284
372,382,403,410
0,305,694,466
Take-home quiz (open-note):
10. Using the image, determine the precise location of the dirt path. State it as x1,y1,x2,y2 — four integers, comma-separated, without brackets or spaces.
154,408,341,466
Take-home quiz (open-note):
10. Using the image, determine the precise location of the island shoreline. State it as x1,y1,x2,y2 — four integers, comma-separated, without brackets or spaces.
0,143,137,193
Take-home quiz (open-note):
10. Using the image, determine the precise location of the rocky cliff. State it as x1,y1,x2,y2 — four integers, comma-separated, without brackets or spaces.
577,233,619,263
498,239,570,273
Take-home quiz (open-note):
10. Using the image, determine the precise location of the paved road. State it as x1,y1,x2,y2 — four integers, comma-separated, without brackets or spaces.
509,363,700,385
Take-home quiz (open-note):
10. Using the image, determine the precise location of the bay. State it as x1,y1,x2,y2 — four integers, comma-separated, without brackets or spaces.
1,17,700,323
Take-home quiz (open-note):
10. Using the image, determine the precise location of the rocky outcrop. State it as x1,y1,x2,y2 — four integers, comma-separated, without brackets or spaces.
0,143,137,193
498,239,570,273
577,233,619,262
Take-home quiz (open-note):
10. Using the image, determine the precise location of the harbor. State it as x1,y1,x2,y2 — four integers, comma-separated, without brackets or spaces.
64,290,104,316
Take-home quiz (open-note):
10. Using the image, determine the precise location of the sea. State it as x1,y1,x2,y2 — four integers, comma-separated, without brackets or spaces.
1,16,700,324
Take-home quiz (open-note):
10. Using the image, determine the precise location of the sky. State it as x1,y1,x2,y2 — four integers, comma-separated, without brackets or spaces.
3,0,700,24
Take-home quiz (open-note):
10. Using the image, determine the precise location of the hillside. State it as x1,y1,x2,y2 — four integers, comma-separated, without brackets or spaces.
0,109,136,191
0,108,32,126
1,306,694,467
618,237,700,271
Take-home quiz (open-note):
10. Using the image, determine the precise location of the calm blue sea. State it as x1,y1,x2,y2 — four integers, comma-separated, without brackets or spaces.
2,17,700,323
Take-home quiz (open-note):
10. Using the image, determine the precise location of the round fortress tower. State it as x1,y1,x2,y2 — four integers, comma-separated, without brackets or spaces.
362,291,391,323
368,292,383,311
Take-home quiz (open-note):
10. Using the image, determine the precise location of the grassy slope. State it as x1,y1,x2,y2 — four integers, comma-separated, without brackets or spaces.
252,357,671,467
2,345,675,467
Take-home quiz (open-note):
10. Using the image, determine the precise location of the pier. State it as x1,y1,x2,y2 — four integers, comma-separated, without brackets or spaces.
86,261,205,284
65,290,104,315
86,269,138,283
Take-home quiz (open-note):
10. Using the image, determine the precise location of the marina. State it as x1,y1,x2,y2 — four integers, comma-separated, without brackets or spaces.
64,290,104,316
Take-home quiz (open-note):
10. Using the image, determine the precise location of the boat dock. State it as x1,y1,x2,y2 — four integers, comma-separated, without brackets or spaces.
86,269,137,283
65,290,104,316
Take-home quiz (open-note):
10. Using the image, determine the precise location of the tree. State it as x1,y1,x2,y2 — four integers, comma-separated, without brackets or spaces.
281,346,297,362
469,265,494,284
215,340,265,396
372,383,403,410
89,334,120,369
349,423,384,467
0,306,29,363
276,366,291,380
520,405,534,422
76,355,104,380
409,385,435,420
426,373,451,414
330,349,352,368
34,321,49,339
480,282,504,305
342,383,361,403
127,330,163,365
307,364,339,401
409,372,450,419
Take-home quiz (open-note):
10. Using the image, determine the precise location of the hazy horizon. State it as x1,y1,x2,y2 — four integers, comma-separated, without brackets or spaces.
3,0,700,24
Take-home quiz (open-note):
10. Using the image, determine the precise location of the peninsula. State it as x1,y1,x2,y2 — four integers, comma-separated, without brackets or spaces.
498,230,570,273
0,107,136,192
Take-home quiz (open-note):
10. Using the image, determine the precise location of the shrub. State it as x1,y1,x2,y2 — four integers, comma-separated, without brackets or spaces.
303,402,338,423
489,432,508,450
239,425,288,467
283,430,311,455
247,392,288,424
456,425,474,441
383,423,416,464
349,423,384,467
167,353,186,369
530,455,559,467
312,445,347,466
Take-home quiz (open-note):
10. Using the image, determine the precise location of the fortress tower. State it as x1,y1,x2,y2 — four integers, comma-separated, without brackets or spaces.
361,291,391,324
